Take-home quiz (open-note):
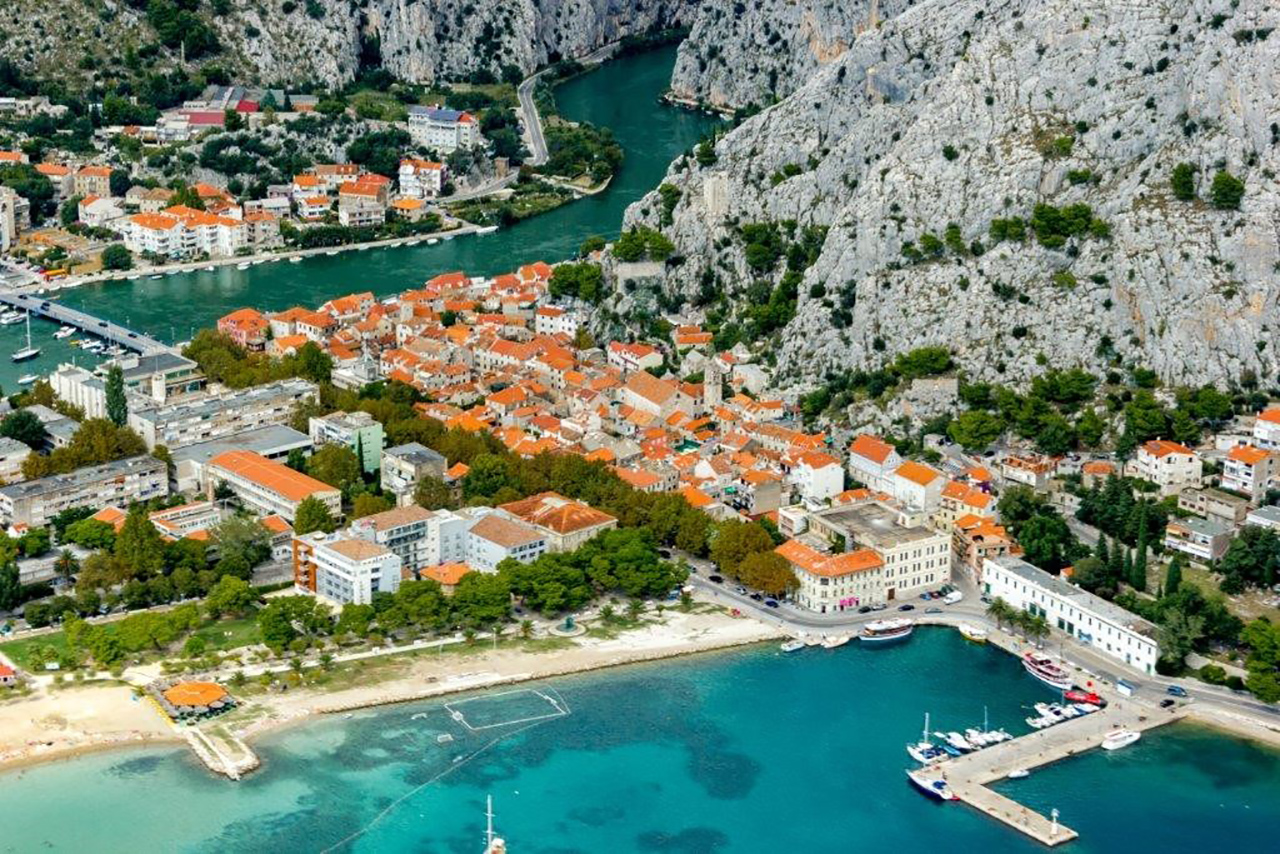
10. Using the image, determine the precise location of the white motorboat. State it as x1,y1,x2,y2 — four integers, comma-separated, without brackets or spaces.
861,618,914,643
149,274,163,280
427,238,439,245
1023,651,1073,691
958,623,989,643
53,325,75,339
1101,729,1141,751
204,266,216,272
1006,769,1030,780
11,313,40,362
325,250,339,255
941,731,975,752
236,262,251,270
290,257,302,263
779,639,805,653
0,311,23,325
476,225,499,235
906,768,956,801
820,635,850,649
17,373,39,385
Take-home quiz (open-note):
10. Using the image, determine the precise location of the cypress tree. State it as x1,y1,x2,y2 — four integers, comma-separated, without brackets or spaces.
1122,548,1133,589
105,364,128,428
1131,541,1148,592
1164,553,1183,597
1095,534,1110,566
1108,537,1125,585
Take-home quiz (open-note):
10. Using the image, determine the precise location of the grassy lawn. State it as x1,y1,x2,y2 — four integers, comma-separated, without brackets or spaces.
0,631,71,670
192,617,261,652
347,89,409,122
446,82,518,108
1182,566,1280,623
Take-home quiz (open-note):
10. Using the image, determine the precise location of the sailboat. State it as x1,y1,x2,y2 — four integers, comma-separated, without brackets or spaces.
11,312,40,362
906,712,948,764
483,795,507,853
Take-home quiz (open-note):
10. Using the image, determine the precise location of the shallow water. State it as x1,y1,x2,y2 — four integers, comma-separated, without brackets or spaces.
3,630,1276,853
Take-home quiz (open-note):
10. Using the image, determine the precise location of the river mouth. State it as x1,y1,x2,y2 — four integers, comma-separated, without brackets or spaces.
0,46,716,392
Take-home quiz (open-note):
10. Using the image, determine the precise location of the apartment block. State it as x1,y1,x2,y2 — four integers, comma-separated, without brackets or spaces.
129,379,318,450
309,410,384,473
205,450,340,522
0,455,168,528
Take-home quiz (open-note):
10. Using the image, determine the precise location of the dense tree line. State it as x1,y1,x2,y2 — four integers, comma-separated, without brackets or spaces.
183,330,333,389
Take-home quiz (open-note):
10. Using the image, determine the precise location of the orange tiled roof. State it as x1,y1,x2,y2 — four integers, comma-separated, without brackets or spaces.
209,450,337,502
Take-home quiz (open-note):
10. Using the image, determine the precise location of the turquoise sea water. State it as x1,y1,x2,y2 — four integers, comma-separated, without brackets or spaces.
2,630,1277,853
0,46,715,392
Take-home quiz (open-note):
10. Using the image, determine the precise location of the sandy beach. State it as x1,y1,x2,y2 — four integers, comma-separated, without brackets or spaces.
0,609,781,775
0,684,179,772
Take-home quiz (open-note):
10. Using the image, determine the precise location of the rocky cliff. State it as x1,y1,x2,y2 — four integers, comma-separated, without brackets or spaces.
628,0,1280,389
669,0,911,110
2,0,699,89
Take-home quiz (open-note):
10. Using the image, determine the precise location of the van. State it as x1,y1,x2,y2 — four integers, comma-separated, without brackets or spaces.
943,590,964,605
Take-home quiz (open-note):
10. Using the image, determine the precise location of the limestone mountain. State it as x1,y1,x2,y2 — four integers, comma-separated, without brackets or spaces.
627,0,1280,388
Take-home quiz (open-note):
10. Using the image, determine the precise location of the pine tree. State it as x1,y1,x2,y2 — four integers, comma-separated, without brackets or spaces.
105,364,128,428
1164,553,1183,597
1095,534,1110,566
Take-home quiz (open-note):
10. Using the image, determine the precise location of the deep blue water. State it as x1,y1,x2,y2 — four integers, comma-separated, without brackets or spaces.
2,630,1277,853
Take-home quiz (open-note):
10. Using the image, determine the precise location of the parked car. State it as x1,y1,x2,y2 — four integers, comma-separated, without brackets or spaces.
919,592,931,600
1160,699,1176,708
750,593,763,602
1166,685,1188,697
764,599,779,608
898,604,915,612
871,603,888,611
708,575,724,584
735,586,747,595
858,605,873,614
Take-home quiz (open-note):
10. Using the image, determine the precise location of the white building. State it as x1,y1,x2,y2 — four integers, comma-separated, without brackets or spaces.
0,437,32,483
1221,444,1276,501
890,460,945,513
1164,517,1232,563
406,106,479,153
129,379,317,450
294,533,401,605
398,158,446,198
847,434,902,492
495,492,617,552
1125,439,1202,497
205,450,341,522
776,539,888,613
464,511,546,572
380,442,446,506
348,504,438,573
982,555,1160,675
0,455,168,528
534,306,580,338
805,499,950,603
309,410,384,473
606,341,663,374
1252,408,1280,450
791,451,844,505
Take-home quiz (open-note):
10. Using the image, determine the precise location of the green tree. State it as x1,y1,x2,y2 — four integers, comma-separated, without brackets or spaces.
1209,170,1245,210
0,409,48,448
985,597,1015,631
212,514,270,569
205,575,258,617
947,410,1005,451
100,244,133,271
307,444,361,492
0,563,20,611
414,476,453,510
735,551,796,597
294,497,337,535
114,505,166,579
708,520,774,578
1163,553,1184,597
1170,163,1197,201
105,364,128,427
351,493,393,519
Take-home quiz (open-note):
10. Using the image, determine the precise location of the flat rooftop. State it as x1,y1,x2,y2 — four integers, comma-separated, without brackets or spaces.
814,501,937,549
171,425,311,467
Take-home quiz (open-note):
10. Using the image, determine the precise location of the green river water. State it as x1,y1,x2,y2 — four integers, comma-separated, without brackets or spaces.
0,46,715,391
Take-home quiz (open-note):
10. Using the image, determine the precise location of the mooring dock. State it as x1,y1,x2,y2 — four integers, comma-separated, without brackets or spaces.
916,700,1182,846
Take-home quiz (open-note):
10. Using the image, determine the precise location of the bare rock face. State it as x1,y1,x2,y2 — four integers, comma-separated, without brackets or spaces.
669,0,914,110
213,0,700,87
628,0,1280,389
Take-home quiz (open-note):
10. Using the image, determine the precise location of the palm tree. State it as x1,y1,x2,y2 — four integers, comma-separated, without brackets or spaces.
1024,613,1051,647
520,619,533,640
985,597,1015,631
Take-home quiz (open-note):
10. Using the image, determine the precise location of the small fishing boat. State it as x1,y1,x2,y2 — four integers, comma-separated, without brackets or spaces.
290,257,302,263
204,266,216,272
906,769,956,801
779,639,805,653
476,225,499,235
1101,729,1141,751
958,623,988,643
326,250,339,255
53,326,75,339
149,274,163,280
1006,769,1030,780
236,262,251,270
820,635,850,649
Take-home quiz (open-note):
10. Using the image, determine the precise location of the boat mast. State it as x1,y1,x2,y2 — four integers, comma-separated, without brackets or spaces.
923,712,929,740
485,795,495,848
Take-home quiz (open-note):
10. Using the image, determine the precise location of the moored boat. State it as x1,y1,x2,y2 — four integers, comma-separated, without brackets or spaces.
1023,651,1073,691
1006,769,1030,780
820,635,850,649
780,639,805,653
53,325,75,339
1101,729,1141,751
861,618,914,643
906,768,956,801
17,373,39,385
958,623,988,643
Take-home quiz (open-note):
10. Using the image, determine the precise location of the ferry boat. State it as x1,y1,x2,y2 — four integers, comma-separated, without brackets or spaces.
1101,729,1141,751
1022,651,1073,691
779,639,805,653
906,768,956,801
820,635,850,649
53,326,75,339
861,618,915,643
958,623,988,644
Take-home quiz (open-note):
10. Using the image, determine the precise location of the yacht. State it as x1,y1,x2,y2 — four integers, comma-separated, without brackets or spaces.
53,325,75,339
1023,651,1073,691
906,713,948,764
861,618,915,644
779,639,805,653
11,313,40,362
906,768,956,801
1101,729,1141,751
958,623,989,644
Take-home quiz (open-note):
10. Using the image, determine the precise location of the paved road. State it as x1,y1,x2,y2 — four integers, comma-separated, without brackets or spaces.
517,42,619,168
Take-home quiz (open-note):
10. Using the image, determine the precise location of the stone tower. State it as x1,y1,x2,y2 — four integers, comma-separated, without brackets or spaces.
704,356,723,414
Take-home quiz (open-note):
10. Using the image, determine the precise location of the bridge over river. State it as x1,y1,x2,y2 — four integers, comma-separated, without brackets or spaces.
0,290,171,354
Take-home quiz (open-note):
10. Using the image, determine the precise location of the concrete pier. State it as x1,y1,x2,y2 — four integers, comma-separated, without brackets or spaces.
922,698,1182,846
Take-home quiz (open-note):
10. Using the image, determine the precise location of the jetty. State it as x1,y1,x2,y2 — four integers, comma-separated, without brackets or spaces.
0,291,170,354
915,699,1182,846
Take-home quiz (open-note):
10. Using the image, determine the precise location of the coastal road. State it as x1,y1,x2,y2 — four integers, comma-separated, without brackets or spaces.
517,42,620,168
